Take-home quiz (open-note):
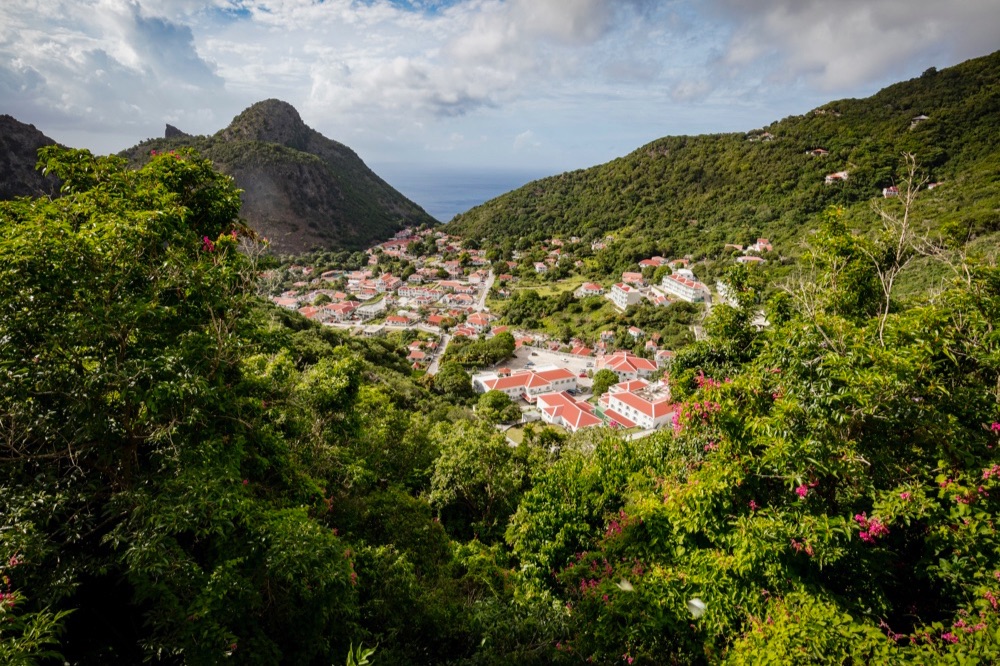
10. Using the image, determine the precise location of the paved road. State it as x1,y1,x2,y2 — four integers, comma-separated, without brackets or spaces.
474,270,494,312
427,333,451,375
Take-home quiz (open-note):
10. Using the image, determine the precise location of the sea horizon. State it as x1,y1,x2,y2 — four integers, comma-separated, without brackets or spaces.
374,163,556,223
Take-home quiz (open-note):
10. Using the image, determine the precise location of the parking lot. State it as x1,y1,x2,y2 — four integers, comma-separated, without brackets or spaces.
500,346,595,390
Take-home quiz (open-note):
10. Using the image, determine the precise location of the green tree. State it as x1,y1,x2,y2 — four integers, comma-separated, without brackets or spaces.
433,361,475,401
477,390,522,425
590,369,619,397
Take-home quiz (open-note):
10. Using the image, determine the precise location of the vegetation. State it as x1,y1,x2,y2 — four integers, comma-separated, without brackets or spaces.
446,51,1000,274
121,99,435,254
5,52,1000,665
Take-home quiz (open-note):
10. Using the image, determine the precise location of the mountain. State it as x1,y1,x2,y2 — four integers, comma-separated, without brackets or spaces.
0,115,61,198
445,51,1000,261
123,100,436,254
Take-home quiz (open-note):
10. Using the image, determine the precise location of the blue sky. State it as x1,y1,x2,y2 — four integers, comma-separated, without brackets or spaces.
2,0,998,179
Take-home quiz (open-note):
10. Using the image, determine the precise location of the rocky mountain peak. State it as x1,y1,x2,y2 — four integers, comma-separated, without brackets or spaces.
219,99,312,150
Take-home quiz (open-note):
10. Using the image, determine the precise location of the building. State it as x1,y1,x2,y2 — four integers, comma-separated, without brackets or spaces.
621,272,646,287
660,272,709,303
610,283,645,310
472,366,578,402
577,282,605,297
596,351,658,381
825,171,849,185
537,392,603,433
599,380,675,430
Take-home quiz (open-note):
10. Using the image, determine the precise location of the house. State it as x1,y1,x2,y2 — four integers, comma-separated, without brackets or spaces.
596,351,658,381
600,330,616,342
534,262,548,274
385,315,411,326
883,186,899,198
355,300,387,320
748,238,772,253
537,392,603,433
599,380,675,430
570,345,593,357
660,272,709,303
272,296,300,310
825,171,849,185
322,302,358,321
628,326,644,340
577,282,605,297
621,272,646,287
807,148,829,156
610,283,645,310
467,312,494,332
472,367,578,402
736,256,766,265
910,114,930,129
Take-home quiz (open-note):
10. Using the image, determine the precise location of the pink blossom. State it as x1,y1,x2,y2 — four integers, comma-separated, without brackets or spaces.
748,500,759,511
941,632,958,644
900,492,912,501
202,236,215,252
991,422,1000,433
795,485,809,498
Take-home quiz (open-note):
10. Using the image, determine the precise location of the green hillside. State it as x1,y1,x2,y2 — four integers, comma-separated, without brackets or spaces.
446,51,1000,261
122,100,436,254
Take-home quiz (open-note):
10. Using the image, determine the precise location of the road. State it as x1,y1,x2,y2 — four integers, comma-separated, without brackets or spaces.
474,270,494,312
427,333,451,375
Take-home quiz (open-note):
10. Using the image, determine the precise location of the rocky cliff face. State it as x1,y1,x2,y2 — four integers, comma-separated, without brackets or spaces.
123,100,435,254
0,115,60,199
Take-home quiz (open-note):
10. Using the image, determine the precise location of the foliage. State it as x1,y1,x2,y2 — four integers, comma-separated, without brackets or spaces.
446,51,1000,269
476,391,522,425
590,369,620,398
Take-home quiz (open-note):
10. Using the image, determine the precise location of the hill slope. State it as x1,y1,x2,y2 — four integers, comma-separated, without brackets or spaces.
124,100,436,254
445,51,1000,260
0,115,61,198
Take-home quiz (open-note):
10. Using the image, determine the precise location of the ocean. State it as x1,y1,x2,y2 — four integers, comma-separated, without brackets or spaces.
374,164,555,223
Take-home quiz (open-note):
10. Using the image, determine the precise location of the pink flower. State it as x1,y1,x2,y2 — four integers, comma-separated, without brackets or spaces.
202,236,215,252
795,485,809,498
242,479,249,486
749,500,759,511
991,422,1000,433
900,492,912,501
941,632,958,644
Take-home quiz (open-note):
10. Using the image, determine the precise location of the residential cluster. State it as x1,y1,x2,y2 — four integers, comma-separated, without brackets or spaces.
470,349,675,434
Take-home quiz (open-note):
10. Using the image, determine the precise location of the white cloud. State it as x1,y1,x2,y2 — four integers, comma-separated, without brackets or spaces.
513,129,540,151
708,0,1000,91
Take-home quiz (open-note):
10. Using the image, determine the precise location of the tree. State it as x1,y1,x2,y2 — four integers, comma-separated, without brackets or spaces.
591,369,619,397
477,390,522,425
433,361,474,401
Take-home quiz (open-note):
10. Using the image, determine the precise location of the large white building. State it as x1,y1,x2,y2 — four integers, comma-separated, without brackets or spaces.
599,379,675,430
537,392,603,432
610,283,645,310
472,366,578,402
660,270,709,303
596,351,658,381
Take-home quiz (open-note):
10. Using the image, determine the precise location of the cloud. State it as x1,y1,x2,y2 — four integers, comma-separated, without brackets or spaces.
0,0,225,146
707,0,1000,90
513,129,540,151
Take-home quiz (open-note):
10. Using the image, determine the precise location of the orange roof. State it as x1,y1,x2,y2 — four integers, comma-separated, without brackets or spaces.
610,391,674,419
603,408,637,429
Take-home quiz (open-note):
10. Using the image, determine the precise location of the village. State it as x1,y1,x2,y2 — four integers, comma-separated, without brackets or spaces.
264,225,776,435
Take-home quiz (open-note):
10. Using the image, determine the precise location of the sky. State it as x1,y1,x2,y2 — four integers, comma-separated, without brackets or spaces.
2,0,999,218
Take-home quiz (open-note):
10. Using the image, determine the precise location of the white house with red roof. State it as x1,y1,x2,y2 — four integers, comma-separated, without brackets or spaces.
660,270,709,303
467,312,494,332
599,379,675,430
610,283,644,310
576,282,605,297
472,366,578,402
596,351,658,381
537,392,603,433
621,271,647,287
